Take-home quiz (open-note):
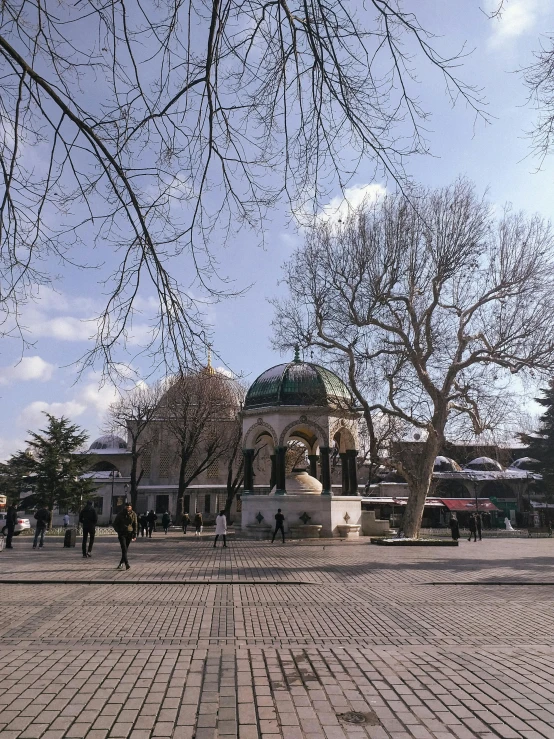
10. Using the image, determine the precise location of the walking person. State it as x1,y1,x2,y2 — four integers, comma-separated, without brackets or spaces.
5,504,17,549
139,512,148,538
147,509,157,538
79,500,98,558
182,512,190,534
113,502,137,570
63,513,70,528
449,514,460,542
214,510,227,548
476,512,483,541
33,506,50,549
467,513,477,542
162,511,171,534
272,508,285,543
194,512,203,536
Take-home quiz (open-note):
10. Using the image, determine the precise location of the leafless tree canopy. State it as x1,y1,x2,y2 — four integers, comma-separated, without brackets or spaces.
0,0,486,372
524,35,554,165
160,370,243,517
272,179,554,535
106,382,163,506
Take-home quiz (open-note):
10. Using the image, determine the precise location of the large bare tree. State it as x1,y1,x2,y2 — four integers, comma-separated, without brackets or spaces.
160,371,242,520
106,382,163,508
0,1,487,373
272,179,554,537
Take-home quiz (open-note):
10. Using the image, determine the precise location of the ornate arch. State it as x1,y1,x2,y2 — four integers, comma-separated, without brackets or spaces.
243,418,278,449
279,418,329,448
330,418,358,451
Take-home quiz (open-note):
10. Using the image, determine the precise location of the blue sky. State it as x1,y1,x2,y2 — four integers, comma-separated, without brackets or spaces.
1,0,554,458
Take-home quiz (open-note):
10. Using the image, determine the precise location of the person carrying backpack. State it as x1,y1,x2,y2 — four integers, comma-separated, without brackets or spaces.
33,507,50,549
162,511,171,534
194,512,203,536
182,512,190,534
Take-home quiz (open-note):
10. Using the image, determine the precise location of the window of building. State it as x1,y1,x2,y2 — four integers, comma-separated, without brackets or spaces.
93,497,104,514
207,459,219,479
156,494,170,514
204,494,211,514
159,443,171,477
142,450,151,476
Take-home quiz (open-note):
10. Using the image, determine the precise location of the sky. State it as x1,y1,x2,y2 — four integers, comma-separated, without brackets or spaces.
1,0,554,459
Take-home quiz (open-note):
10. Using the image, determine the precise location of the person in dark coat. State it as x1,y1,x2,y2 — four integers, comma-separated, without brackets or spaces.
139,513,148,538
79,500,98,558
194,512,203,536
468,513,477,542
33,507,50,549
113,502,138,570
182,512,190,534
146,509,157,538
162,511,171,534
475,512,483,541
449,514,460,542
272,509,285,543
5,504,17,549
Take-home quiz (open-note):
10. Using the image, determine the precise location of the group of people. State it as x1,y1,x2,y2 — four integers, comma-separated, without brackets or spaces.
3,502,287,561
448,512,483,542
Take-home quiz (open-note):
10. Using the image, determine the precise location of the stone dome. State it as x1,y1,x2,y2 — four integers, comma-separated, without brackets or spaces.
245,356,352,410
281,468,323,495
89,434,128,451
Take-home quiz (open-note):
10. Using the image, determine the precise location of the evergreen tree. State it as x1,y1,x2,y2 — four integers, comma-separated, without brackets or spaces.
520,381,554,496
8,414,96,524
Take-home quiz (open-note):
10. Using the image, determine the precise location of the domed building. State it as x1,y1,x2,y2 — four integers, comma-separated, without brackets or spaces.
241,348,364,538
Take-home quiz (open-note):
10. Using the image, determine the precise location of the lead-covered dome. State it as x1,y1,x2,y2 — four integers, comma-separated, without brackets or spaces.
89,434,128,451
245,357,352,410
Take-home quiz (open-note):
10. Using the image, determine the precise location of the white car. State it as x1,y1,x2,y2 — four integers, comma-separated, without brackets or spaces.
0,513,31,536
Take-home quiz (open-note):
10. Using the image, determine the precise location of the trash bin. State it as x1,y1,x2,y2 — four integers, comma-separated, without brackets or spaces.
64,528,76,547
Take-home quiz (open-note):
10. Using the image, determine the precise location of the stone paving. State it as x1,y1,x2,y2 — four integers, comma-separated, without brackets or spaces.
2,533,554,738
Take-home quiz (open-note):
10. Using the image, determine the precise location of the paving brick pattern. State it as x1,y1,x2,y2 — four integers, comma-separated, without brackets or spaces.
2,535,554,738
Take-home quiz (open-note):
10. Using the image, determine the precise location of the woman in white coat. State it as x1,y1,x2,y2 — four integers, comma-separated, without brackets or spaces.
214,510,227,548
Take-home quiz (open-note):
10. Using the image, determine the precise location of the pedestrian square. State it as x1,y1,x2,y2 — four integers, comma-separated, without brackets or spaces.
2,535,554,738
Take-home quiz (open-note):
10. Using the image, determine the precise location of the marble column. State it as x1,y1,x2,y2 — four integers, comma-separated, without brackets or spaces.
243,449,255,495
319,447,332,495
347,449,359,496
340,453,350,495
274,446,287,495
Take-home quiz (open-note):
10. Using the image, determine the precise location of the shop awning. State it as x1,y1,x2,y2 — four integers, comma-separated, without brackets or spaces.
361,497,445,508
440,498,500,512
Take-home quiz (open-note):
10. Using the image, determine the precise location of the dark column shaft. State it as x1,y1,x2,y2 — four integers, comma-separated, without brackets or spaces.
347,449,359,496
270,454,277,491
243,449,255,494
340,453,349,495
275,446,287,495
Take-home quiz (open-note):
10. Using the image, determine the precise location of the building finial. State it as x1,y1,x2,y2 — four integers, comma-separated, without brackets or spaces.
204,344,216,375
294,344,301,363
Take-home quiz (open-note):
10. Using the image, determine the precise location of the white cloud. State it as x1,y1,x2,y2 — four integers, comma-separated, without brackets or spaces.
487,0,544,49
317,183,387,225
0,356,55,385
0,435,26,463
19,400,88,429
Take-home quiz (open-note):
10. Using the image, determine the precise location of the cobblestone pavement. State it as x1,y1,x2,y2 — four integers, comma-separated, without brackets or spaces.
2,534,554,739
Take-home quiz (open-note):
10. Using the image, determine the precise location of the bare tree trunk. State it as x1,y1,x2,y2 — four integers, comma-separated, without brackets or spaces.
401,436,440,538
129,453,141,509
175,450,188,525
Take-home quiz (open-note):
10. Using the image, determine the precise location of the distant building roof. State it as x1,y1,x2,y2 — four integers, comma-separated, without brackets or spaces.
88,434,128,453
